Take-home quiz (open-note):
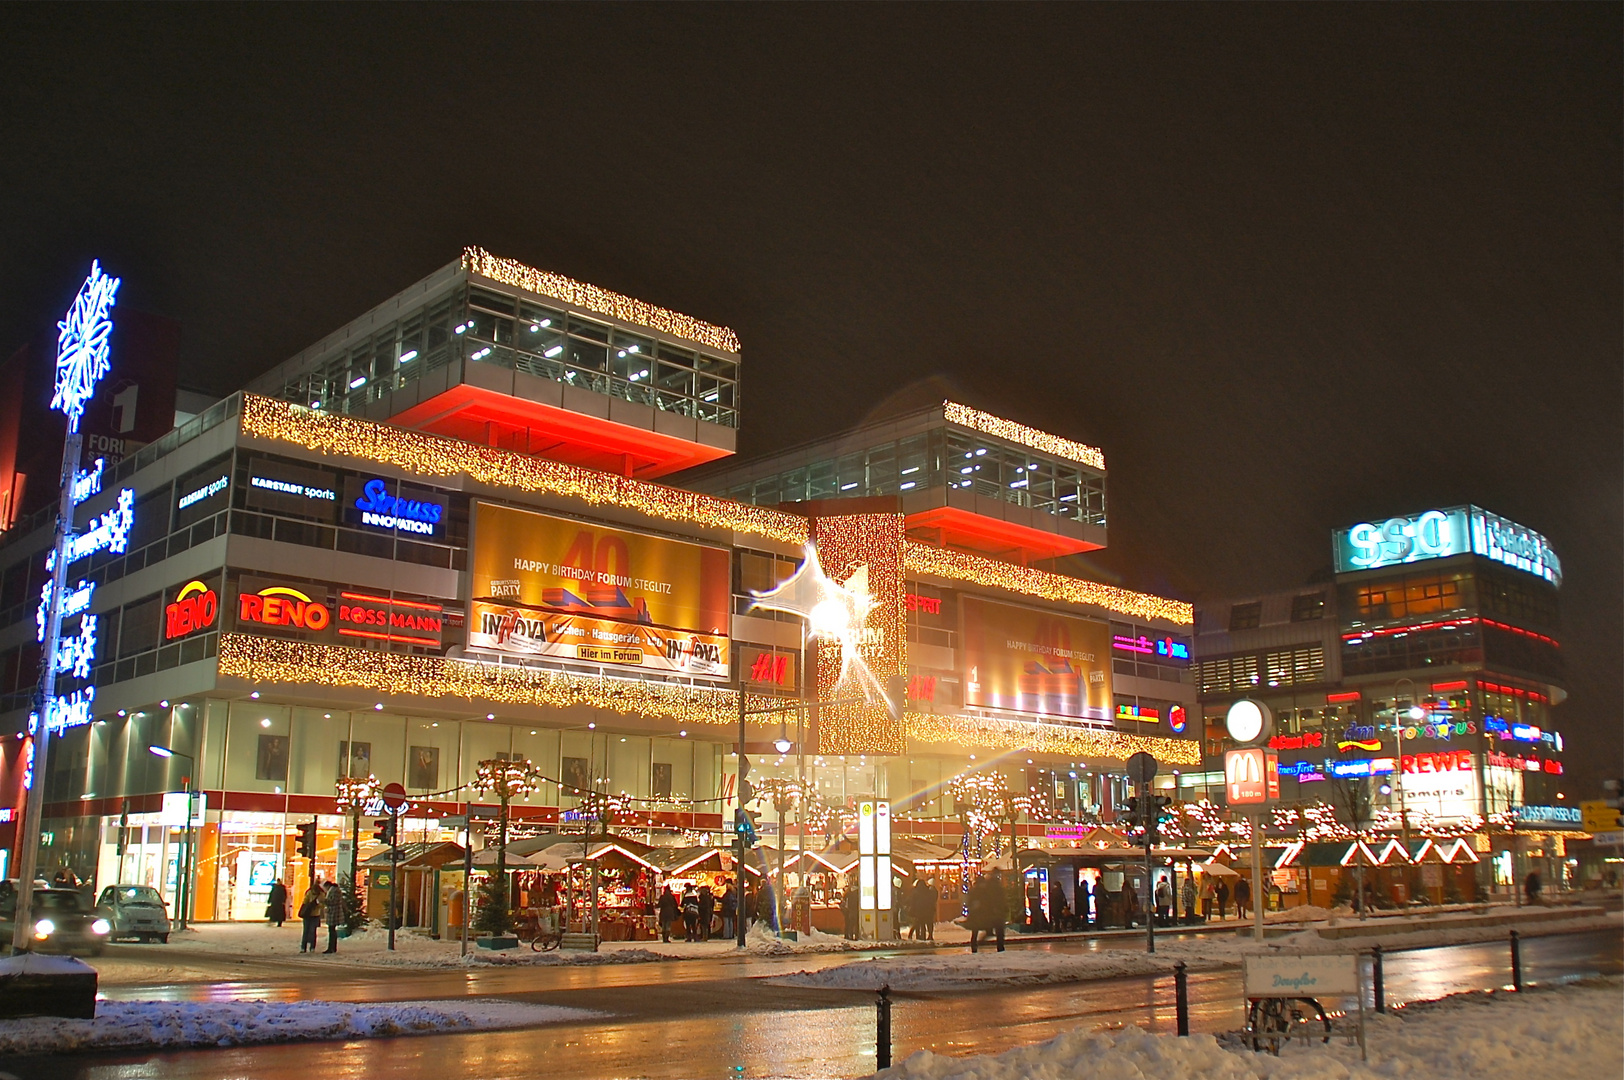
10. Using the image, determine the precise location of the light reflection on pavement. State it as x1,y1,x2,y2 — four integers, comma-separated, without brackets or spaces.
15,929,1620,1080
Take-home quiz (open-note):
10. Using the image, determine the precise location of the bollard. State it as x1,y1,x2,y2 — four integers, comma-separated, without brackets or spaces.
1174,960,1189,1036
876,983,892,1070
1371,944,1385,1014
1510,929,1522,991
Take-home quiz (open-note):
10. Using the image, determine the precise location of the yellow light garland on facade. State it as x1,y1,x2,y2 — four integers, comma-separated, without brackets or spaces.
812,514,907,756
906,711,1201,765
218,634,792,728
903,542,1193,625
239,395,808,547
943,401,1106,471
462,247,741,354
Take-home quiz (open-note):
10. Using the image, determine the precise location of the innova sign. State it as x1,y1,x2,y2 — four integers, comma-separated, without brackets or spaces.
1334,505,1560,587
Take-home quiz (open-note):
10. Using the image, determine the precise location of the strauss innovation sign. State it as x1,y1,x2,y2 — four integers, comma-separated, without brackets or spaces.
1334,506,1560,587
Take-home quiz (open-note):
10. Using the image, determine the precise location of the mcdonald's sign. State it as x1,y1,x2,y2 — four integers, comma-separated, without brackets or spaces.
1225,747,1280,806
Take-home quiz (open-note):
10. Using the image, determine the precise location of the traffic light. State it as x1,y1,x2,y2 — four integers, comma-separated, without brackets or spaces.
1606,778,1623,811
1121,799,1143,831
735,808,760,846
372,816,396,846
737,752,755,806
294,821,317,861
1147,795,1174,844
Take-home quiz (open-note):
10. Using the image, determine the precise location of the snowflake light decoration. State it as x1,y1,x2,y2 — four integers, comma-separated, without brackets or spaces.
52,260,121,433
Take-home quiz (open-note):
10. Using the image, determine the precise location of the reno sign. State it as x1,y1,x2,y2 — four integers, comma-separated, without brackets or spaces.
1334,506,1560,587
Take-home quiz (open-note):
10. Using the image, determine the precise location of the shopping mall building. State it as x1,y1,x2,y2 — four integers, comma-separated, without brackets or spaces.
1191,506,1577,896
0,248,1198,923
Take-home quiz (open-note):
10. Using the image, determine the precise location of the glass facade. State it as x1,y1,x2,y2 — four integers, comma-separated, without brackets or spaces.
267,284,740,428
716,426,1106,526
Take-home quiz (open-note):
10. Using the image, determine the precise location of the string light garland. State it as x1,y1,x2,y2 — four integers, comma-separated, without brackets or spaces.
239,395,807,546
943,401,1105,471
334,774,381,813
903,541,1193,626
905,710,1201,765
218,633,790,728
462,247,741,355
811,514,907,756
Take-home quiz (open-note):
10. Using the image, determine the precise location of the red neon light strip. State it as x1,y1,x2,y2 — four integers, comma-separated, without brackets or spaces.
1343,617,1477,642
340,591,444,612
1326,691,1362,703
1430,680,1469,692
1480,618,1559,646
338,627,442,647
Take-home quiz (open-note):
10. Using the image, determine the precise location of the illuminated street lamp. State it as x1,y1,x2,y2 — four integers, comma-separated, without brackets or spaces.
148,744,197,931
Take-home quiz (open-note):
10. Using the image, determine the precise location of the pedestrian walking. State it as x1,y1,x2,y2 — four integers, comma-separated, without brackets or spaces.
911,876,937,941
266,879,289,927
680,884,700,941
841,880,859,939
322,879,347,953
1525,871,1543,905
658,885,678,943
967,871,1006,953
1201,876,1215,921
719,882,736,940
1154,877,1172,925
1216,879,1230,919
297,882,323,953
1235,876,1252,921
698,884,715,941
1181,877,1198,924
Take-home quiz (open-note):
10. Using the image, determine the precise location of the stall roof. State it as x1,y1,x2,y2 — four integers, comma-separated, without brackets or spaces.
361,841,465,869
506,833,654,858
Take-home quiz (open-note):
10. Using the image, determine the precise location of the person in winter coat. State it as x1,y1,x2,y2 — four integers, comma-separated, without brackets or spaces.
657,886,679,943
297,883,323,953
680,884,700,940
1154,878,1172,924
1182,877,1198,924
1525,871,1543,905
1235,876,1252,920
697,885,715,941
1216,878,1231,919
841,881,859,939
266,879,290,927
1201,877,1216,921
322,879,347,953
967,872,1007,953
1123,882,1140,929
719,883,737,940
911,877,938,941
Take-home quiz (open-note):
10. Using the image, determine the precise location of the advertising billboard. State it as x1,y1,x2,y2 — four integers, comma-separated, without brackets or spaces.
959,597,1111,720
467,501,731,679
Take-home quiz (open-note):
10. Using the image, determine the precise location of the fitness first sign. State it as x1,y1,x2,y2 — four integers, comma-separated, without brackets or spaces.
1334,506,1560,588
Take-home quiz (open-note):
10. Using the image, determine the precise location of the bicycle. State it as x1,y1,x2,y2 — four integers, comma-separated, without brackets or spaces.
1246,996,1332,1054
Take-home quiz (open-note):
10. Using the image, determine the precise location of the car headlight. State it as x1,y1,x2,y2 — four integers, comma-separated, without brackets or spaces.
33,918,54,940
92,919,111,935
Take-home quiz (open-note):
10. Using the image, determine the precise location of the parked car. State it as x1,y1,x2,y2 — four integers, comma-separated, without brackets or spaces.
0,886,110,956
95,884,173,943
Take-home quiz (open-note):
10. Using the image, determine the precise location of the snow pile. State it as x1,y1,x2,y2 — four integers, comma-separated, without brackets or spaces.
871,978,1623,1079
744,923,871,956
0,997,601,1055
771,949,1183,991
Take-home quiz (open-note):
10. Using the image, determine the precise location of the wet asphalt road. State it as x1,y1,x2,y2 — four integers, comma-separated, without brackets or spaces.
9,928,1620,1080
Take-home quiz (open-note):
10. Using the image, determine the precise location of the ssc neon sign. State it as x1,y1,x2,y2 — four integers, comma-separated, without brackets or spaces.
1335,505,1560,587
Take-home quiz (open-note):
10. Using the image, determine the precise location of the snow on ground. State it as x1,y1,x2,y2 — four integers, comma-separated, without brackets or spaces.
870,977,1624,1080
0,997,602,1055
769,949,1185,991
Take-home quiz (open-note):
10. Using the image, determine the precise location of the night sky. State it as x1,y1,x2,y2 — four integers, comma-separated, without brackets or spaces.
3,6,1618,789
